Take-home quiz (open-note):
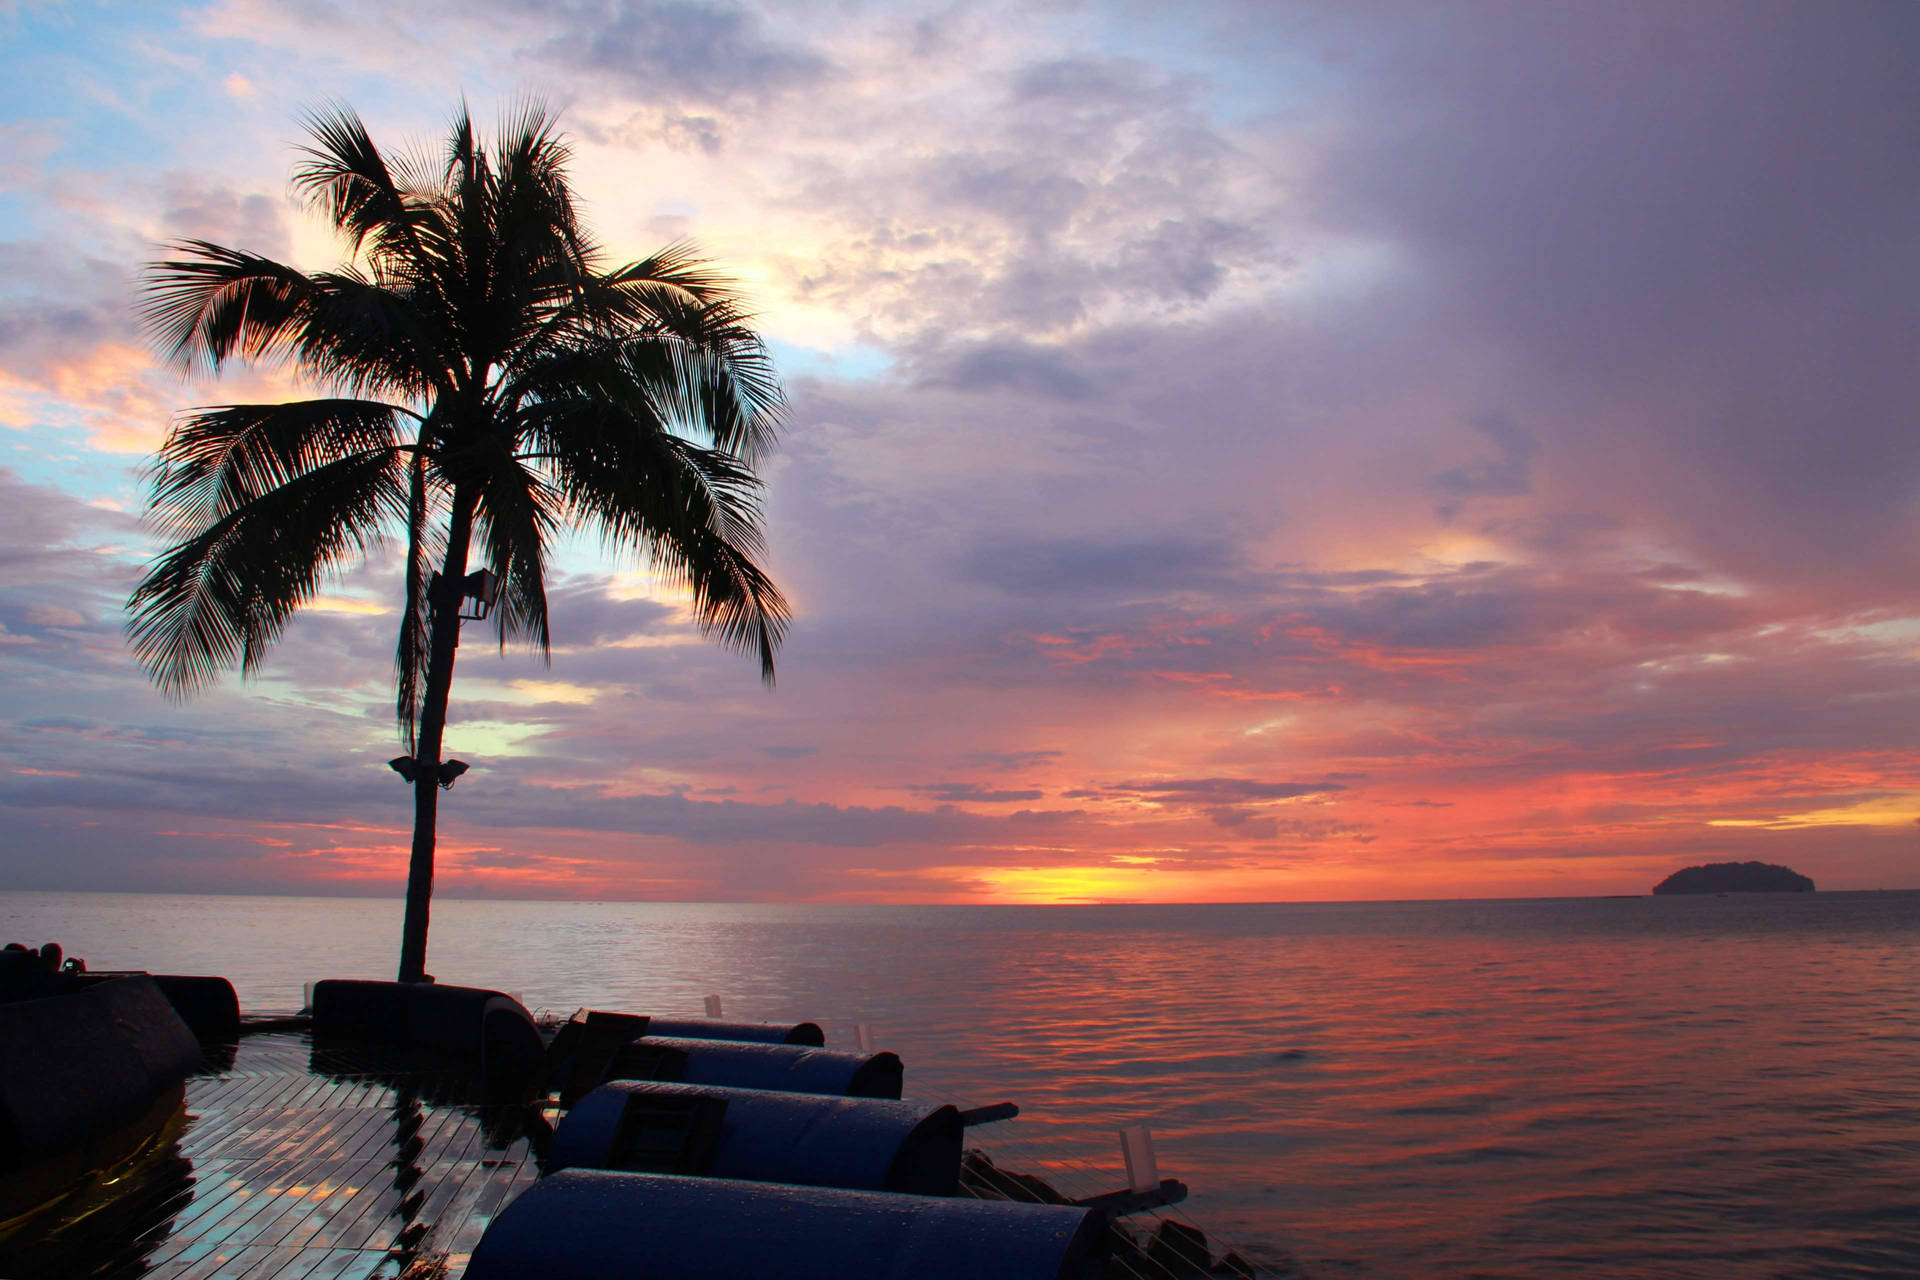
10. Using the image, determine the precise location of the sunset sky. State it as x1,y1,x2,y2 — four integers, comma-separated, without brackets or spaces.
3,0,1918,903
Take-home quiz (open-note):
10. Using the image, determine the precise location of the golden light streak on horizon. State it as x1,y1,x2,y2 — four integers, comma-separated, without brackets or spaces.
1707,796,1920,830
590,633,704,651
306,595,391,616
956,863,1157,903
495,679,599,704
439,719,552,758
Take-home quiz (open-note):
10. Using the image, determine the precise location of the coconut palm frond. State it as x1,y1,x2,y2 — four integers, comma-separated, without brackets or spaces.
549,401,787,683
294,102,432,264
523,393,782,682
294,271,447,399
129,449,407,695
141,243,320,377
528,395,766,552
604,240,736,305
395,445,443,753
662,319,786,463
469,440,558,658
606,292,785,461
147,398,409,538
650,518,790,687
492,243,701,371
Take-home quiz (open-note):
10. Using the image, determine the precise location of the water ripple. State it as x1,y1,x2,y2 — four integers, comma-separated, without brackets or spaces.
6,890,1917,1277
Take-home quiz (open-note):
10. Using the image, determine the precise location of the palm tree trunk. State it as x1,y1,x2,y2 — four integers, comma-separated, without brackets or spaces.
397,487,478,983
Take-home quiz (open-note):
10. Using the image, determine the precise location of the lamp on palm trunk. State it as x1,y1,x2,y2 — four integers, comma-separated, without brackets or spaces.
387,570,494,789
388,756,470,789
452,568,499,621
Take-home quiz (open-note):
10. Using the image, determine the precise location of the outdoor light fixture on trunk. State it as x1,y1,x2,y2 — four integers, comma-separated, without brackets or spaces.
127,101,788,984
395,556,498,983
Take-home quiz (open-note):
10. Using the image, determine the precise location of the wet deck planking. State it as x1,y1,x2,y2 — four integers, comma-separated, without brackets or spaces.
3,1030,547,1280
5,1026,1243,1280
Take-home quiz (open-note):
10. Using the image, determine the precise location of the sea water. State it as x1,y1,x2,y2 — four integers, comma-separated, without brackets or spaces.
4,890,1915,1277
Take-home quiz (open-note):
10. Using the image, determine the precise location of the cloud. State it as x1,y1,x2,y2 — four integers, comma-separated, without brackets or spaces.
0,167,302,454
917,340,1094,400
1428,413,1539,514
4,0,1919,901
960,748,1062,772
534,0,829,107
153,173,293,259
904,782,1046,804
1285,0,1920,597
1105,777,1345,803
958,534,1242,601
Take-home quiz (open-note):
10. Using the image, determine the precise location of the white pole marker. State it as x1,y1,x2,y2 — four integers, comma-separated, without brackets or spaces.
1119,1124,1160,1194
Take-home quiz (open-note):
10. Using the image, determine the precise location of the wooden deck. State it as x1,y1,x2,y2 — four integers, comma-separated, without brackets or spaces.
1,1028,547,1280
2,1024,1261,1280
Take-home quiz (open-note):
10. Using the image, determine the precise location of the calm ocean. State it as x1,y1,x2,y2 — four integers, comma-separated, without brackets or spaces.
4,890,1916,1278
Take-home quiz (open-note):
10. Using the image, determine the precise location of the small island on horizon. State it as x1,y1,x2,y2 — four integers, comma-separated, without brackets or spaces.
1652,861,1816,895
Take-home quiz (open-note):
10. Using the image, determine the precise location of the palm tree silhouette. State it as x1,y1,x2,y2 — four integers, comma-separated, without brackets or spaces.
129,102,788,982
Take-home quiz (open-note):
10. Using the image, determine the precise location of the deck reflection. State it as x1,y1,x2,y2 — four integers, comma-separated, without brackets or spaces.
0,1030,546,1280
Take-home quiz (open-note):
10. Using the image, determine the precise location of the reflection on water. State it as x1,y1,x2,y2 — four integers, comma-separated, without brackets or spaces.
7,890,1918,1277
3,1030,555,1278
0,1108,195,1280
